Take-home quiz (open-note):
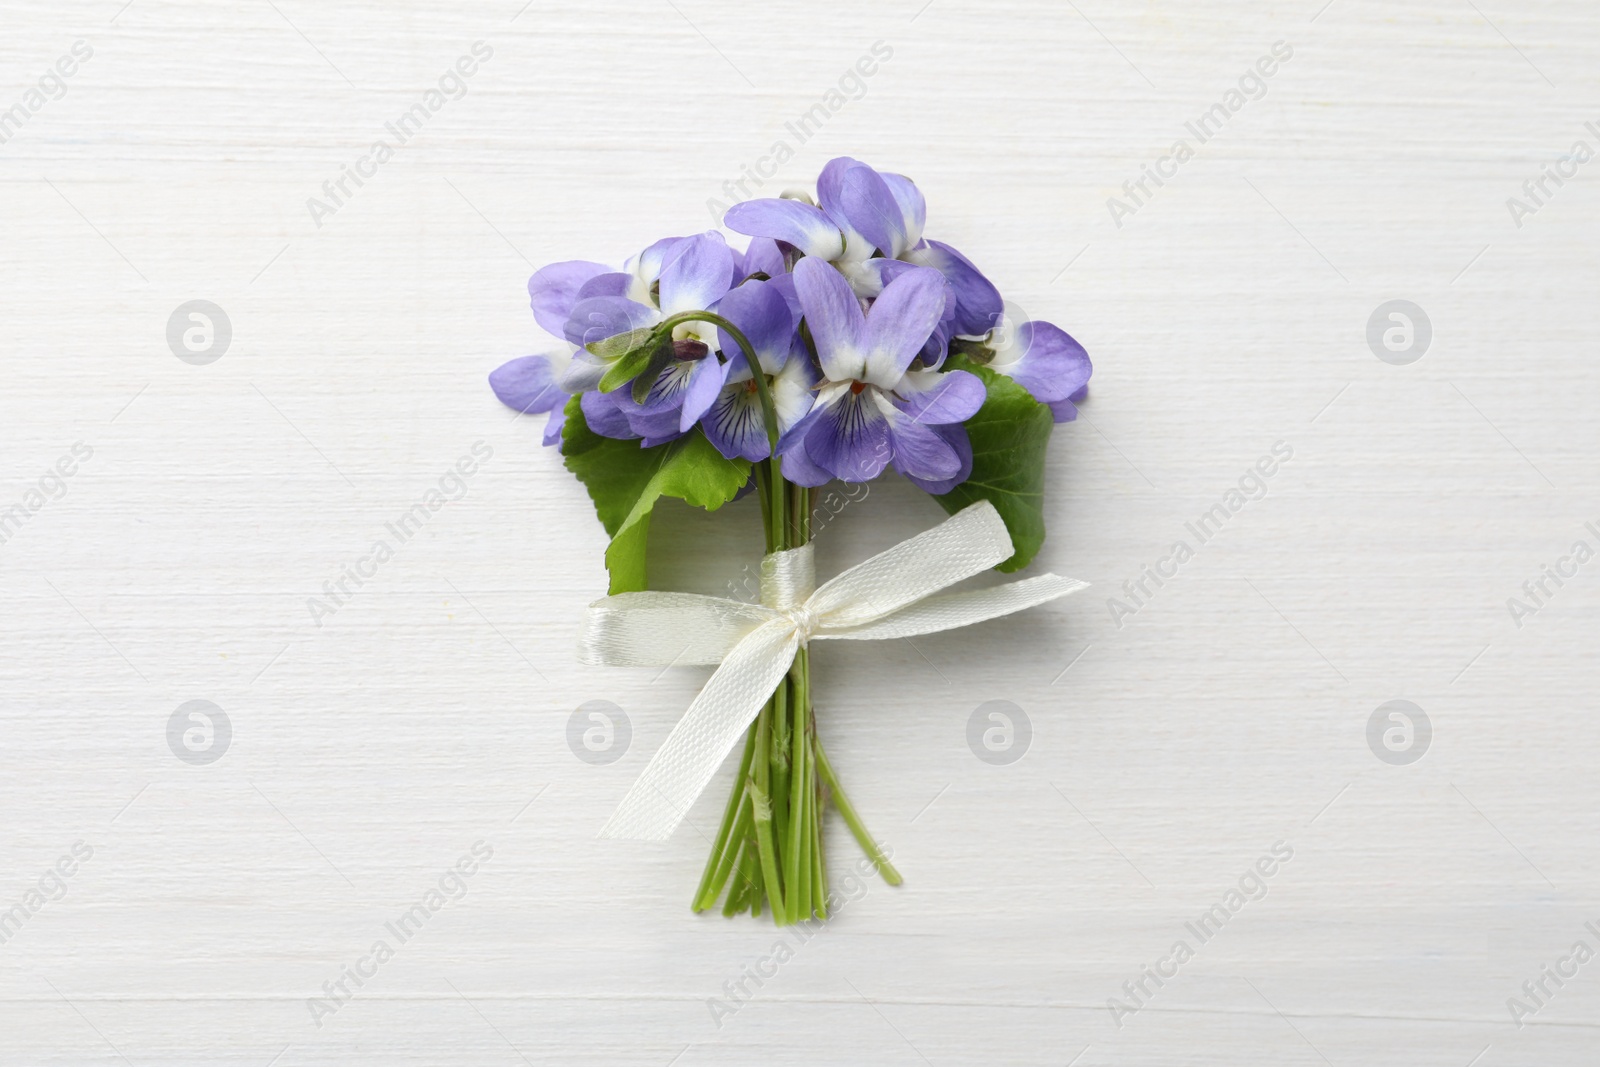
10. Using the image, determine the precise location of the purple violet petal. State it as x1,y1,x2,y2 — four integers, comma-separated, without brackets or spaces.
580,389,637,440
716,279,796,375
879,172,927,250
909,240,1003,338
875,394,962,482
574,271,633,302
803,388,892,483
632,236,689,289
563,295,658,349
793,257,868,383
528,261,611,337
816,156,865,230
739,236,787,280
780,439,833,487
678,355,730,432
724,200,844,261
902,423,972,493
994,321,1092,403
657,232,735,317
542,405,567,447
893,369,985,425
861,265,947,389
702,383,771,461
837,163,911,259
488,354,566,415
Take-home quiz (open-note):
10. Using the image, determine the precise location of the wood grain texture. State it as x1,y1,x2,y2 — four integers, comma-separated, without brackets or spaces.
2,0,1598,1063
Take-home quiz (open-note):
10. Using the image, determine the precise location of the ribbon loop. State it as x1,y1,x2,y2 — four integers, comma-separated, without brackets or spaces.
586,501,1087,841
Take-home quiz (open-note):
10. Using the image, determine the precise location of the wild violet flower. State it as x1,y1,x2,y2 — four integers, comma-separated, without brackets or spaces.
488,355,569,446
725,156,1002,337
780,257,983,487
487,258,616,445
963,313,1093,422
700,279,812,461
562,233,738,442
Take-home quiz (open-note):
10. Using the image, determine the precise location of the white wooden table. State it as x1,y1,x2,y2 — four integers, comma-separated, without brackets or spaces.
2,0,1596,1063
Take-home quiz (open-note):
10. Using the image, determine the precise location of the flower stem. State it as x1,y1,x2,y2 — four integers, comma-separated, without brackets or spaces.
692,725,757,911
814,738,903,887
750,699,785,923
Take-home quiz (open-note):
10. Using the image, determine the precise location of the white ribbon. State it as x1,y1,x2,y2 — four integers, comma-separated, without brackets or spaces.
580,500,1088,840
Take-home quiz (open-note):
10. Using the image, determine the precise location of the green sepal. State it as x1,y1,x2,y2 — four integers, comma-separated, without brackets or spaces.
629,339,676,405
586,326,656,361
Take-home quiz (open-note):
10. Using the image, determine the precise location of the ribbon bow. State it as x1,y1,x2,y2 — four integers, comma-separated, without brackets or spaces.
580,500,1087,840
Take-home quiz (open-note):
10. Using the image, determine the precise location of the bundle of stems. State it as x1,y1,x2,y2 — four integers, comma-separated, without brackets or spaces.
681,313,900,922
689,462,902,922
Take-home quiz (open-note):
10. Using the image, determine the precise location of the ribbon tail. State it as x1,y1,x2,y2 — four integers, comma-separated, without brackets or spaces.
580,592,775,667
804,500,1015,628
816,574,1089,643
599,618,800,841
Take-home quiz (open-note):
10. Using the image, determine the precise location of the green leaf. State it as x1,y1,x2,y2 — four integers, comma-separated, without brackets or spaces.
932,356,1054,572
561,395,752,594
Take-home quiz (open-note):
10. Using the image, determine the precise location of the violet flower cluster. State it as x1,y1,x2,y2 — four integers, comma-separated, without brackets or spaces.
489,156,1091,493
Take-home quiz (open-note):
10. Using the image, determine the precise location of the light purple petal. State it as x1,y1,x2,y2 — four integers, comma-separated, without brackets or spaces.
543,405,567,447
793,257,868,383
772,352,818,435
875,394,962,482
703,383,771,461
837,164,911,259
717,279,796,374
634,359,695,415
580,389,637,440
1070,383,1089,403
631,236,688,288
909,240,1003,337
739,236,787,279
845,255,923,300
489,355,566,415
611,387,687,443
563,295,658,349
902,423,971,493
879,172,926,250
861,265,947,389
918,285,958,368
528,261,611,337
658,233,735,316
816,156,882,262
803,389,892,483
574,271,633,302
1047,397,1079,423
780,437,833,487
815,156,864,229
995,321,1092,403
559,349,608,393
893,369,985,425
866,259,955,367
679,356,729,431
725,200,844,261
765,272,802,320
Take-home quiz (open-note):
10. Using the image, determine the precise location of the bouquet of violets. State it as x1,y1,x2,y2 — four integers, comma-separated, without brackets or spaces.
489,156,1092,924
